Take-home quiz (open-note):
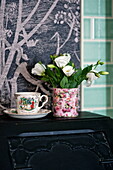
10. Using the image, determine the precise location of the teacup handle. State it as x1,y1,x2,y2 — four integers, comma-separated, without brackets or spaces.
38,95,48,110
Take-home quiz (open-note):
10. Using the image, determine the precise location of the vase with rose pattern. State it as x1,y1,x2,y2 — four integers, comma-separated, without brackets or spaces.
53,88,79,117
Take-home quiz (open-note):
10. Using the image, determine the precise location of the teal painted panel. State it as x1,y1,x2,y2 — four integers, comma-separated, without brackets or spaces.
84,19,90,39
94,64,113,85
84,42,111,62
84,87,111,107
102,64,113,85
111,87,113,107
84,0,112,17
95,19,113,39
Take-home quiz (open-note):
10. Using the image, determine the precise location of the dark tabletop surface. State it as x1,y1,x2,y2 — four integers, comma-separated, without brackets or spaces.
0,110,110,124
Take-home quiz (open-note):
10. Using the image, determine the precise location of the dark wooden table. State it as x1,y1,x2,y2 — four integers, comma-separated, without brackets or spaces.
0,111,113,170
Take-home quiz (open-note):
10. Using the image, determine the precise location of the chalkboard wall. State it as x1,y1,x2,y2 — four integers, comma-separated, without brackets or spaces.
0,0,80,109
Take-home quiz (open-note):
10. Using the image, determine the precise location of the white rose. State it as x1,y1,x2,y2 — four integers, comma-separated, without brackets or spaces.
54,53,71,68
32,63,46,76
62,65,75,77
86,71,98,87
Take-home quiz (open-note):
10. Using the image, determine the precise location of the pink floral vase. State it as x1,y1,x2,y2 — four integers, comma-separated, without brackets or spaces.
52,88,79,117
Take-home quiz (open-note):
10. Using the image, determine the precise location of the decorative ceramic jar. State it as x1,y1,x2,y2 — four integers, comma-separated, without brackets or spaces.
52,88,79,117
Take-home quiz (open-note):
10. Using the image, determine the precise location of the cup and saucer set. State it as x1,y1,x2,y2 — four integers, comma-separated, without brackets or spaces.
3,92,51,119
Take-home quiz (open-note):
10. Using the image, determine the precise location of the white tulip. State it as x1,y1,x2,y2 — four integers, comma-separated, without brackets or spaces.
62,65,75,77
86,71,98,87
32,63,46,76
54,53,71,68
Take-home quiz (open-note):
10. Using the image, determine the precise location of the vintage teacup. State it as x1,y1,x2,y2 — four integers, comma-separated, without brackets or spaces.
15,92,48,115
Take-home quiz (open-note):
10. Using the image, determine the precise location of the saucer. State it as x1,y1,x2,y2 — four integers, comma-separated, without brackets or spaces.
3,108,51,119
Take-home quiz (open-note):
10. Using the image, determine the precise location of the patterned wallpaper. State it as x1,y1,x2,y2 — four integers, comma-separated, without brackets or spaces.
0,0,80,108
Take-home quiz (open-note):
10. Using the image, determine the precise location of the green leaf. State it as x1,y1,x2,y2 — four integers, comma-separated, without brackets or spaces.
68,81,78,88
82,65,93,76
41,76,49,82
52,67,64,84
68,65,93,86
46,67,57,82
73,68,82,80
60,76,69,88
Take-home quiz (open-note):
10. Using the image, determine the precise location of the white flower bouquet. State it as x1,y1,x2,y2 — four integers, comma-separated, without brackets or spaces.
31,53,109,88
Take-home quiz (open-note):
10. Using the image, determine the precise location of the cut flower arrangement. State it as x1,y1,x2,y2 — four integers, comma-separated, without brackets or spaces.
31,53,109,117
31,53,109,88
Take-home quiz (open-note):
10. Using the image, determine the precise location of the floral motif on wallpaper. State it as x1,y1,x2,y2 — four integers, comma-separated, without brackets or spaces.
0,0,80,108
